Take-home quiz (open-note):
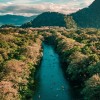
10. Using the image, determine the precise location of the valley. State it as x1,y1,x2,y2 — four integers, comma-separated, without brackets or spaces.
0,27,99,100
0,0,100,100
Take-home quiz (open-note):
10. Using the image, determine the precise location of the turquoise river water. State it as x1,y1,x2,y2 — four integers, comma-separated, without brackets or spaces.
33,43,79,100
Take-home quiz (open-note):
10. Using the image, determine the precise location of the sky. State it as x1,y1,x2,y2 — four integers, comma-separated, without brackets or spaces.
0,0,94,16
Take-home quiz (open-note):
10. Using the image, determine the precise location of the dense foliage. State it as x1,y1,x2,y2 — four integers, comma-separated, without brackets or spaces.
0,27,100,100
0,24,17,28
42,27,100,100
0,28,43,100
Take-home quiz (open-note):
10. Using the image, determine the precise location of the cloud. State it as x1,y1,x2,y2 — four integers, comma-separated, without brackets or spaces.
0,0,94,16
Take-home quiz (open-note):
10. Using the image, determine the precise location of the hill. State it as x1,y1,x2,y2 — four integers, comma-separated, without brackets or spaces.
21,12,77,28
22,0,100,28
71,0,100,28
0,15,36,26
21,12,66,28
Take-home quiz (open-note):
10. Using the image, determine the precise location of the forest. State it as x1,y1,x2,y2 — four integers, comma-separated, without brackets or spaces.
0,27,100,100
0,28,43,99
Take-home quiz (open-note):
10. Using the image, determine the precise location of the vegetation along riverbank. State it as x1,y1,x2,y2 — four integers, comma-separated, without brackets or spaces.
0,28,43,100
0,27,100,100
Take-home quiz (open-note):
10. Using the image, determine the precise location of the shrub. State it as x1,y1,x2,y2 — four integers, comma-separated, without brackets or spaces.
67,52,88,82
82,74,100,100
88,62,100,76
0,81,19,100
0,54,4,63
82,46,93,55
87,54,100,65
18,55,27,61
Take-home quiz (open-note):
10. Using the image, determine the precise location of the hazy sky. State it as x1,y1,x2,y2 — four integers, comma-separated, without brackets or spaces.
0,0,94,16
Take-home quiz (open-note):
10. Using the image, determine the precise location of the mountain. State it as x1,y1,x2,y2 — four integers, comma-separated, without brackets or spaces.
21,12,77,28
21,12,66,28
0,15,37,26
22,0,100,28
71,0,100,28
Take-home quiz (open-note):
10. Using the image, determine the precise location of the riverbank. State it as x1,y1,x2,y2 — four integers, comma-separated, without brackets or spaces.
42,40,83,99
0,27,100,100
42,27,100,100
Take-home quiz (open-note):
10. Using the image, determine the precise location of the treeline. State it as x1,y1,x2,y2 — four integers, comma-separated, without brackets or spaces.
42,27,100,100
0,28,43,100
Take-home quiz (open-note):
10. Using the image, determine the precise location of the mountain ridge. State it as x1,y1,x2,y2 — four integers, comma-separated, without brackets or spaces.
71,0,100,28
0,15,37,26
1,0,99,28
21,0,100,28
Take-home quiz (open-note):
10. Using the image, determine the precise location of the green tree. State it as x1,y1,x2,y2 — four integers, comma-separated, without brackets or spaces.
64,16,77,29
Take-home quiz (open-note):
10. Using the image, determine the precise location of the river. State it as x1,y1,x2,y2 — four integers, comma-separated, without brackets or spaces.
33,43,77,100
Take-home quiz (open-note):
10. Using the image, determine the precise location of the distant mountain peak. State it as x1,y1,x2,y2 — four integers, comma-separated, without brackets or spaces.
0,14,37,26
